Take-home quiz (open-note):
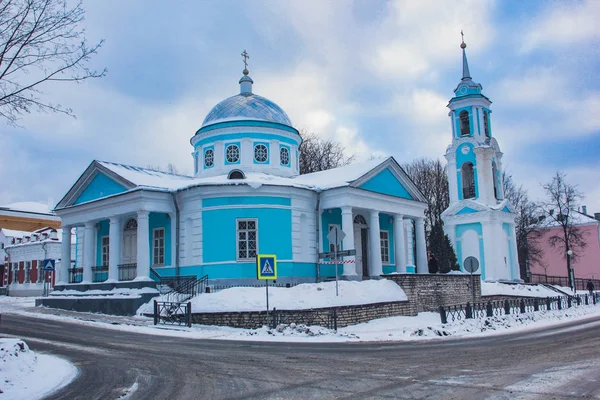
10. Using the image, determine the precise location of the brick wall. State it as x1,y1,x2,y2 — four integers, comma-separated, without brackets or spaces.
384,274,482,312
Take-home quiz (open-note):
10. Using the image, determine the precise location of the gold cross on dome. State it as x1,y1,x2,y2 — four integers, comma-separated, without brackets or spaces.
241,49,250,69
461,30,465,44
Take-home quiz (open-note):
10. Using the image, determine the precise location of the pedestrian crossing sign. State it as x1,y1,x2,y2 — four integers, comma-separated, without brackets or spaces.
257,254,277,280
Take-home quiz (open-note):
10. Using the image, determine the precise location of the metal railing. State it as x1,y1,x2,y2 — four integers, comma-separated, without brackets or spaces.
439,293,599,324
68,268,83,283
530,273,600,292
92,266,109,283
153,300,191,327
118,263,137,281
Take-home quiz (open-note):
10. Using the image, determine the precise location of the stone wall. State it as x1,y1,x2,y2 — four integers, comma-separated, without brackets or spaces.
384,274,481,312
190,300,415,329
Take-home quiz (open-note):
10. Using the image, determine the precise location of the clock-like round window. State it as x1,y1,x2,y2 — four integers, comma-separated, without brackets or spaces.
204,148,214,167
254,144,268,163
280,147,289,165
226,144,240,163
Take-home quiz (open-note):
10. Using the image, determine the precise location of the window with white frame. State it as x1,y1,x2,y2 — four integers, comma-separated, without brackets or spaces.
37,260,44,283
237,219,257,260
101,236,110,267
226,144,240,163
204,148,214,167
380,231,390,263
254,144,268,163
25,261,31,283
153,228,165,265
280,147,290,166
328,224,341,253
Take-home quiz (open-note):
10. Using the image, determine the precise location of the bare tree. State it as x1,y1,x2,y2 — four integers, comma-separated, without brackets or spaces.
0,0,105,124
299,131,355,174
540,172,588,288
502,172,544,281
402,158,449,232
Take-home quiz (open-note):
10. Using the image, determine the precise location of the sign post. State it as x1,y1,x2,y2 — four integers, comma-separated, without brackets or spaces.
326,226,346,297
257,254,277,327
464,256,480,304
42,259,55,297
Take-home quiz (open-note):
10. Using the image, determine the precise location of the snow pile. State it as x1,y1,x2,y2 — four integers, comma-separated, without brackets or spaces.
50,287,158,298
481,281,559,298
0,339,77,399
138,279,407,314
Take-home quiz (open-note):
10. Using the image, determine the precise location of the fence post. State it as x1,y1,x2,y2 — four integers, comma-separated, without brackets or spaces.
333,309,337,332
585,295,589,305
504,300,510,315
520,299,526,314
153,300,158,325
533,299,539,312
577,295,581,306
466,302,473,319
568,296,572,308
486,302,493,317
187,301,192,328
557,297,562,310
546,297,551,310
439,306,447,324
594,294,597,305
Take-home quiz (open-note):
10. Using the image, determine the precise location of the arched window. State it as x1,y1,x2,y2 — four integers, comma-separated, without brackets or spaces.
492,161,501,200
280,147,290,166
228,169,245,180
461,162,475,199
124,218,137,231
459,110,470,136
204,148,214,167
483,111,490,137
254,144,268,163
225,144,240,163
353,215,367,225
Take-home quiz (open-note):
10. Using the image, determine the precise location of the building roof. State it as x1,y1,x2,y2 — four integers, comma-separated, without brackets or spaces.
201,93,293,128
0,202,54,216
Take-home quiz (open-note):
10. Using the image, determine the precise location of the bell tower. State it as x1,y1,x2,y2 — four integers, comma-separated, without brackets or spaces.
441,33,520,282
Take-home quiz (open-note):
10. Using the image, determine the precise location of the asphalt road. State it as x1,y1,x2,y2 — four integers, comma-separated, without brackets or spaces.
2,313,600,400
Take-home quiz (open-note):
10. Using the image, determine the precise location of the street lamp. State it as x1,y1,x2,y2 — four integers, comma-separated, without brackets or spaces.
567,249,574,293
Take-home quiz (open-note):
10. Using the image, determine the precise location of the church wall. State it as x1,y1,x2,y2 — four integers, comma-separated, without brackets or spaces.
455,222,485,279
95,219,109,267
149,212,172,266
380,213,395,274
321,208,341,255
502,223,516,280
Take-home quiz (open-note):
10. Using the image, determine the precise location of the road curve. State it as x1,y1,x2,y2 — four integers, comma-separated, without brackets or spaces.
2,313,600,399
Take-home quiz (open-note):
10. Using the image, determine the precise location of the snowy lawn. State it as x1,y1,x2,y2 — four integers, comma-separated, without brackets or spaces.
0,338,77,399
137,279,407,314
481,281,565,298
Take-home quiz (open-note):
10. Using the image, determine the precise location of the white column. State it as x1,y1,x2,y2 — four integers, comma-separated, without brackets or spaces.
393,214,406,273
83,221,95,283
318,209,324,253
59,226,71,284
369,210,382,277
341,206,356,276
136,210,150,280
415,218,428,274
446,158,459,204
170,212,177,268
474,148,494,205
445,223,457,253
481,221,495,281
510,224,520,281
108,216,121,282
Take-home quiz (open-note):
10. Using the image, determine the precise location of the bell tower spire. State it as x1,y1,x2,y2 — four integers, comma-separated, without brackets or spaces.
461,31,471,80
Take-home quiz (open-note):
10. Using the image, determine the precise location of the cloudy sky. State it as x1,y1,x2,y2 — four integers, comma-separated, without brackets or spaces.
1,0,599,213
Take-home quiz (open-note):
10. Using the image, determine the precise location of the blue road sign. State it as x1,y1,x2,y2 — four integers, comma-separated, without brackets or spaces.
256,254,277,280
43,259,55,272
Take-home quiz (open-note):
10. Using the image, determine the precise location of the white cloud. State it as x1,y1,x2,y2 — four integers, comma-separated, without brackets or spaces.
521,0,600,52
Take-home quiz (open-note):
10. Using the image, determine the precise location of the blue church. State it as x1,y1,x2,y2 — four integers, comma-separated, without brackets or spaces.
54,62,430,289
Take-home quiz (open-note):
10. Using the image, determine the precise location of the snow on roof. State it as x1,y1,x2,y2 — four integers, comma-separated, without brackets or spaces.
0,202,53,215
293,158,386,190
1,228,35,238
98,161,196,190
540,210,599,228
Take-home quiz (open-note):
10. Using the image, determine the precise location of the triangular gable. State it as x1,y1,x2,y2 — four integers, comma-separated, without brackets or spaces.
502,206,511,213
73,172,128,205
358,168,413,200
56,161,137,209
456,207,478,215
351,157,427,203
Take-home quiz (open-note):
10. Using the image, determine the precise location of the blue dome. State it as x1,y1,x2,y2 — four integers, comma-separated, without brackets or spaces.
202,93,293,128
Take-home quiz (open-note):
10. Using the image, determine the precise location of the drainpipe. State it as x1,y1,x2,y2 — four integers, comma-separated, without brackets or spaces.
315,191,321,282
171,192,181,278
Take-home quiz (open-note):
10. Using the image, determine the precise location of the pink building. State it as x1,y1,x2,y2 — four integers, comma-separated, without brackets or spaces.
530,211,600,283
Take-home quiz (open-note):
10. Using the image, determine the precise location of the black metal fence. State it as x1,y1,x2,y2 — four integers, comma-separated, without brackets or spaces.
271,308,338,330
439,293,599,324
68,268,83,283
118,263,137,281
530,273,600,292
92,266,108,283
154,300,191,327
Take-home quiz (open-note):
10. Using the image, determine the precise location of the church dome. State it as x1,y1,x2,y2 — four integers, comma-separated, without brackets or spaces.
201,93,293,128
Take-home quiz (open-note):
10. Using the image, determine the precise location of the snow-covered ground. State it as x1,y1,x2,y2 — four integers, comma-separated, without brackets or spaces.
138,279,407,314
481,281,563,298
0,338,77,400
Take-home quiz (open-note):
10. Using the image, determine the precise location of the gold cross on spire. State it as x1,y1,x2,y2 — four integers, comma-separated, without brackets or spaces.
241,49,250,69
460,30,466,49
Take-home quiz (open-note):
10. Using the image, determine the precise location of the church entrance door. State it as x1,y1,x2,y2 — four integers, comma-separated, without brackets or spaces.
353,215,369,279
122,218,138,265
